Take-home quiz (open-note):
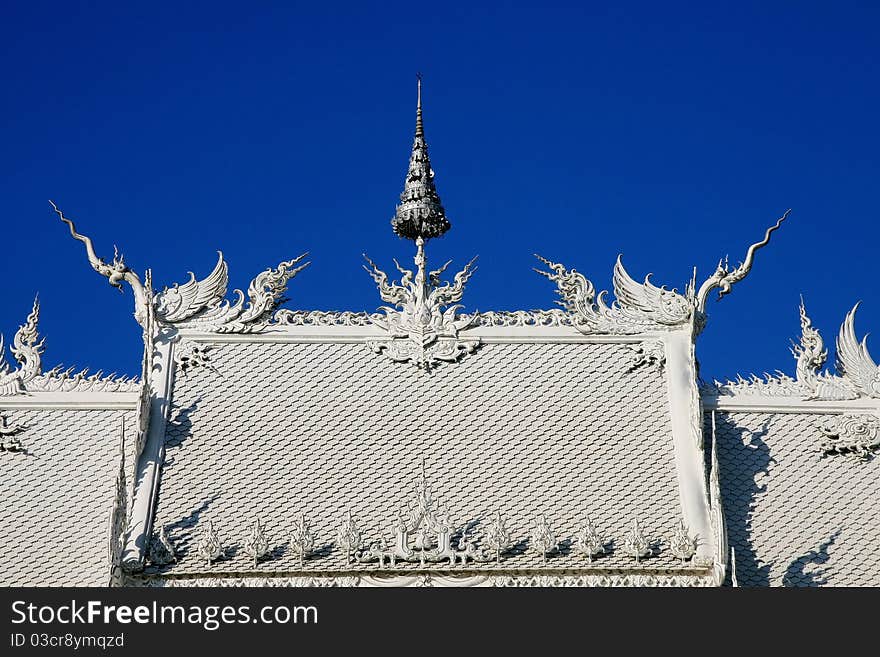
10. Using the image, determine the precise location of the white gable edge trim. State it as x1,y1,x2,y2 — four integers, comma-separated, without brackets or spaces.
703,395,880,414
0,392,138,409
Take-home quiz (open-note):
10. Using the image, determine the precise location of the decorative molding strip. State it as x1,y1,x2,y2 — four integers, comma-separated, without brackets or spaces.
272,310,380,326
471,310,571,327
364,237,480,370
133,570,717,588
706,300,880,401
107,417,128,586
818,413,880,460
708,412,729,586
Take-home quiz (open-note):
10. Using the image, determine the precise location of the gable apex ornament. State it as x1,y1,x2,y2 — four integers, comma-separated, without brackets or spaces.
364,240,479,370
365,77,479,370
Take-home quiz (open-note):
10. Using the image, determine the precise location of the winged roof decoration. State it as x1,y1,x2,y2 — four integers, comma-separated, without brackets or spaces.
835,303,880,399
534,254,692,334
709,300,880,400
536,210,791,336
52,202,309,334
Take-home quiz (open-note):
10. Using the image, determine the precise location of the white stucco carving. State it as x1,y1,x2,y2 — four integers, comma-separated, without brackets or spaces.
155,253,310,333
290,512,316,567
623,519,652,562
694,210,789,318
668,520,697,563
137,571,718,587
174,343,216,374
708,300,880,401
628,340,666,373
336,511,364,564
364,237,479,369
575,517,607,562
529,515,558,563
147,525,177,567
534,255,692,335
483,511,513,564
818,413,880,460
196,520,224,565
243,519,270,567
0,414,27,453
0,297,42,395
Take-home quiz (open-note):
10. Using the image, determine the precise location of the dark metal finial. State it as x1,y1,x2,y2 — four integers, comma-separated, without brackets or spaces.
390,75,451,241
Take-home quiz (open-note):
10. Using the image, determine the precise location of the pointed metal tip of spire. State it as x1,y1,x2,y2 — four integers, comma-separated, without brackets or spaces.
415,73,424,138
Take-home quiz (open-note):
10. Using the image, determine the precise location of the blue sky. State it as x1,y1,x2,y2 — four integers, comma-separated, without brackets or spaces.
1,1,877,380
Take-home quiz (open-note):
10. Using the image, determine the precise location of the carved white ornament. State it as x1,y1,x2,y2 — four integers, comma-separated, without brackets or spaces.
357,461,490,566
623,519,652,562
535,211,788,336
628,340,666,373
243,518,270,567
335,511,363,564
196,520,224,565
534,255,693,335
174,343,216,374
575,517,606,562
709,300,880,400
529,515,558,563
148,525,177,566
0,299,128,395
818,414,880,460
364,237,479,369
668,520,697,563
154,252,310,333
290,512,316,567
483,511,513,564
52,202,309,334
0,414,27,453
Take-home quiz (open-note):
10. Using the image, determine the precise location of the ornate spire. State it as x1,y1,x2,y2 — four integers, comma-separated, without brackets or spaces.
391,76,451,241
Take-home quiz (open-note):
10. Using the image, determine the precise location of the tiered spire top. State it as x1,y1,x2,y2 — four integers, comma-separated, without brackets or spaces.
391,76,451,241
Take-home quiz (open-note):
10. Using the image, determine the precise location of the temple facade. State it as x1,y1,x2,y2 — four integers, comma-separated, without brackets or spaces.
2,83,878,587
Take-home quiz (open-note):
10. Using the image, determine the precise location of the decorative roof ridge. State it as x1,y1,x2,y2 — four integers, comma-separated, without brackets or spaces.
703,298,880,400
0,296,139,396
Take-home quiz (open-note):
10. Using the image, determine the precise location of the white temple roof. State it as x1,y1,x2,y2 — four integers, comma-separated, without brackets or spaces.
2,82,877,587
